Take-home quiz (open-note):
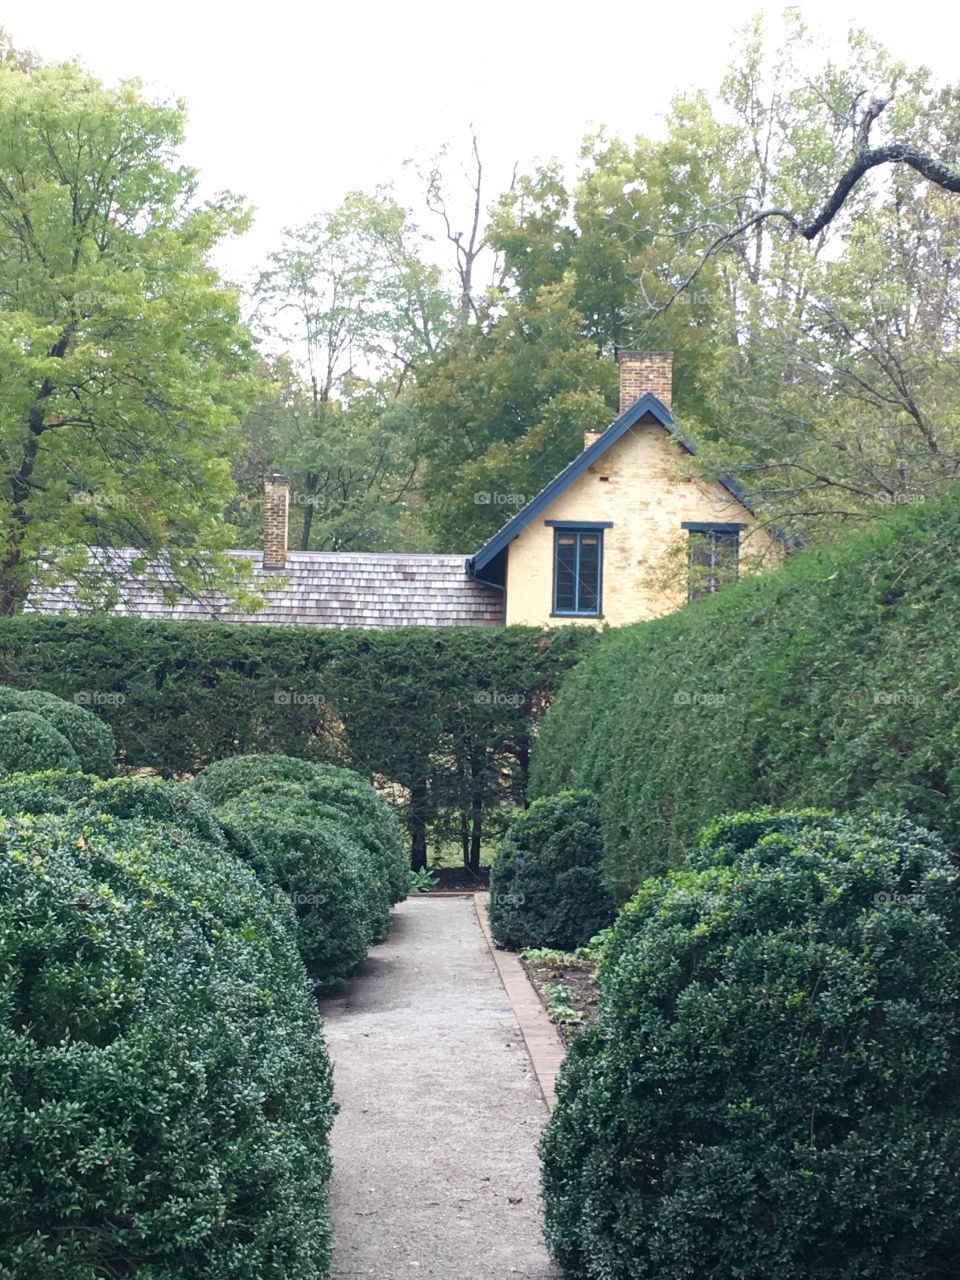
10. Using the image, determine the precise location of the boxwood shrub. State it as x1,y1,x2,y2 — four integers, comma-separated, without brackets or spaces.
0,684,115,776
194,752,327,806
0,771,223,844
488,791,615,950
0,710,80,773
215,788,374,985
541,810,960,1280
0,809,335,1280
196,754,408,903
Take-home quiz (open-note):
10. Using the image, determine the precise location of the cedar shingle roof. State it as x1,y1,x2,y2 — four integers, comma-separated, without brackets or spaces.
27,548,504,629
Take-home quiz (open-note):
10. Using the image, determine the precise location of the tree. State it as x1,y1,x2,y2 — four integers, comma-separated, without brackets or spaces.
250,190,450,550
0,60,258,615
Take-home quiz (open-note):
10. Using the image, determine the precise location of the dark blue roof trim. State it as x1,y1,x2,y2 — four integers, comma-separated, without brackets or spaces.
544,519,614,529
468,394,781,574
469,393,676,574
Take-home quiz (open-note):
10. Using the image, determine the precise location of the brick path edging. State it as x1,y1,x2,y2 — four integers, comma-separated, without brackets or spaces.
473,893,566,1110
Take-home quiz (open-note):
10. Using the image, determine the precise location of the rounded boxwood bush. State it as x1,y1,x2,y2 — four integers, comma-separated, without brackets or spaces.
0,769,99,816
541,810,960,1280
488,790,616,950
0,809,335,1280
215,789,373,985
0,710,80,773
0,685,115,776
231,778,394,942
194,753,327,806
0,772,223,845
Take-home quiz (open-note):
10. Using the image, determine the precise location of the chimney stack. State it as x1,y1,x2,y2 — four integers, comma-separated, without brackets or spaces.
617,350,673,414
262,472,289,570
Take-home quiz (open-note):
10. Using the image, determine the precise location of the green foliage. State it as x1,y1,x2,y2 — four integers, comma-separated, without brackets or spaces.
407,867,438,894
541,810,960,1280
0,769,99,816
195,754,408,905
488,791,615,951
0,58,257,613
0,710,79,773
0,771,221,846
194,752,329,806
0,809,335,1279
214,788,376,985
0,617,593,861
0,684,115,775
541,982,585,1028
532,492,960,896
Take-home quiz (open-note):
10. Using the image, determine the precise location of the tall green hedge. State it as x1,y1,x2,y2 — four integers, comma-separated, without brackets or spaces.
531,491,960,895
0,618,592,864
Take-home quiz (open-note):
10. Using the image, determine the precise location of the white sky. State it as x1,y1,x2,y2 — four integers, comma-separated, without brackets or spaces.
4,0,959,290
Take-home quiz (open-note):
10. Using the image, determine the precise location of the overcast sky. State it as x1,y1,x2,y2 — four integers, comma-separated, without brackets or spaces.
5,0,959,290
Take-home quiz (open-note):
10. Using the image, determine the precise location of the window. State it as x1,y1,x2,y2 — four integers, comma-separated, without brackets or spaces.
552,528,603,616
684,523,742,601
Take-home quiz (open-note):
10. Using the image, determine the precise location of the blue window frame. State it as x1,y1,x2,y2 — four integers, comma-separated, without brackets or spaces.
683,522,742,601
552,527,604,616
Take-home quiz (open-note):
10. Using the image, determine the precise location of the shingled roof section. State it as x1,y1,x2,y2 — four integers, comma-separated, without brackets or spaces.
27,549,504,629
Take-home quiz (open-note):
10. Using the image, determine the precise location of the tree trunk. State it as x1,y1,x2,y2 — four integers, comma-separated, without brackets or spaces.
467,808,483,876
409,781,429,871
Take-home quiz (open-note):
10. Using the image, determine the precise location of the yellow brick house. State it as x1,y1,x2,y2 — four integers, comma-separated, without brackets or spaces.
29,352,781,629
467,351,782,626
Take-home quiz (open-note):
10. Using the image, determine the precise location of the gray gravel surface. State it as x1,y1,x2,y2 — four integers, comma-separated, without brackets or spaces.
318,896,564,1280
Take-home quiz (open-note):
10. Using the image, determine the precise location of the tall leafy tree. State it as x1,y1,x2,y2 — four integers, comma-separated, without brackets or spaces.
249,191,450,550
0,60,258,613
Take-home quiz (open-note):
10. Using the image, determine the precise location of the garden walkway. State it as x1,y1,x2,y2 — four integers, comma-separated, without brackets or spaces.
318,896,564,1280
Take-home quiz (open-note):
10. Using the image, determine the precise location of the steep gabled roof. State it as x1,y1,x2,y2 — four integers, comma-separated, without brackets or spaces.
469,392,756,576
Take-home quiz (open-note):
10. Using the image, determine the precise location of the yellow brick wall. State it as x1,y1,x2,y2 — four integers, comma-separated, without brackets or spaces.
504,420,782,627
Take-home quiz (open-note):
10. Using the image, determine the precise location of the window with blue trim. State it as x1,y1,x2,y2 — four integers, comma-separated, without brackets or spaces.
686,525,740,601
553,528,602,616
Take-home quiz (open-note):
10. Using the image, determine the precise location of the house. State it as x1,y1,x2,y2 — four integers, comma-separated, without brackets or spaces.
28,352,780,628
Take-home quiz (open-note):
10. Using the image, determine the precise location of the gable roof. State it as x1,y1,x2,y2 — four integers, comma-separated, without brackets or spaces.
27,548,504,629
469,392,758,576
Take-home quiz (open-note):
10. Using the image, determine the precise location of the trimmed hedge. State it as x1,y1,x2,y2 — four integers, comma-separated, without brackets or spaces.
194,753,328,806
0,808,335,1280
215,788,377,985
541,809,960,1280
531,491,960,895
0,771,223,845
0,710,79,773
196,756,408,904
488,791,615,950
0,684,115,776
0,618,592,862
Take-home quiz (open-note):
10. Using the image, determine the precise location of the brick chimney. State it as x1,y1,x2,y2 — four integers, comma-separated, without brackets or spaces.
617,350,673,413
262,472,289,570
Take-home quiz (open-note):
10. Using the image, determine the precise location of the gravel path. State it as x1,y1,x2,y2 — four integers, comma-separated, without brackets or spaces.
318,896,564,1280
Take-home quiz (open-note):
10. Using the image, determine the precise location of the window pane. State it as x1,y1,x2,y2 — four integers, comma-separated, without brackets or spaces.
577,535,600,611
555,535,577,612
